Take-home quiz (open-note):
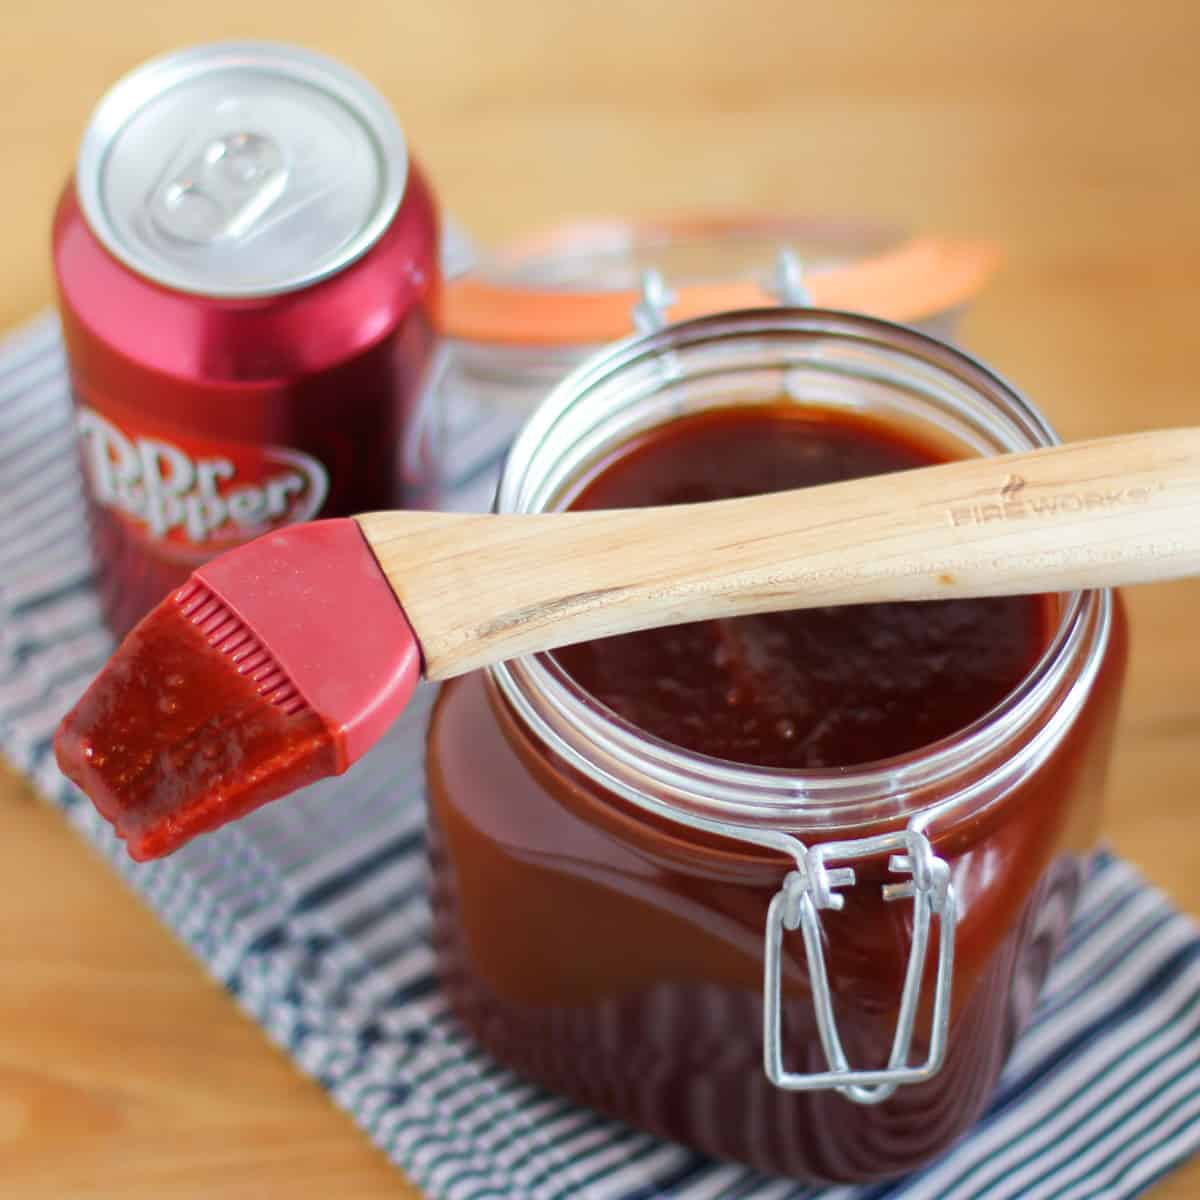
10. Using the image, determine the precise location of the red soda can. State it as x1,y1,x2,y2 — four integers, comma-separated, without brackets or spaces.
52,42,440,638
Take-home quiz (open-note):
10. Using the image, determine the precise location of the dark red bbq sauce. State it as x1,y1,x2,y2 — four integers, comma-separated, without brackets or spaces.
54,591,337,860
552,406,1050,767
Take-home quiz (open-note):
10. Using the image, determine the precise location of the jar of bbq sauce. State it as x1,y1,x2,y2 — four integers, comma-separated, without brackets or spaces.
426,308,1127,1184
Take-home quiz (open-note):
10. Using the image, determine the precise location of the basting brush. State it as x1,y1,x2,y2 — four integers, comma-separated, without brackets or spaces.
55,428,1200,859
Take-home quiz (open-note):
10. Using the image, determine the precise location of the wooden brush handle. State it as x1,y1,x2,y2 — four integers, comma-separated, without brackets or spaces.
357,428,1200,679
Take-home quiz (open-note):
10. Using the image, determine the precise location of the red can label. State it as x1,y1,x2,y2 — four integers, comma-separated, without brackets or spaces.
76,406,330,563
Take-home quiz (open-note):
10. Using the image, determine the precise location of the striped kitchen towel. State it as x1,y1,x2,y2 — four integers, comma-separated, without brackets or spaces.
1,312,1198,1200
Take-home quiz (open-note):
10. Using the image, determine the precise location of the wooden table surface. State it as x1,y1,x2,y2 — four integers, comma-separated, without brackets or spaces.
2,2,1198,1195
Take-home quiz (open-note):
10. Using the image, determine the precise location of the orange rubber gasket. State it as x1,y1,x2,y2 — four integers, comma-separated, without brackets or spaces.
441,233,1003,346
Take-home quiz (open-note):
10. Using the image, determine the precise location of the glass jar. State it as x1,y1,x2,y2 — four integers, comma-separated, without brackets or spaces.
426,309,1127,1184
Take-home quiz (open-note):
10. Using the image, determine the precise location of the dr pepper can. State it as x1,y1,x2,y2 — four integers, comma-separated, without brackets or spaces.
52,42,440,638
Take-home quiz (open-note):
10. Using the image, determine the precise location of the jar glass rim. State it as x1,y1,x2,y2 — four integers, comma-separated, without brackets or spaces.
490,307,1111,840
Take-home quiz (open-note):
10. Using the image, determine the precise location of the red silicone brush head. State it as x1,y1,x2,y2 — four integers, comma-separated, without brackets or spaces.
54,519,420,859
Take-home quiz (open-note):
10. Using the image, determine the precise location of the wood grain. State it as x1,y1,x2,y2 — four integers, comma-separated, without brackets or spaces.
360,430,1200,677
2,1,1198,1195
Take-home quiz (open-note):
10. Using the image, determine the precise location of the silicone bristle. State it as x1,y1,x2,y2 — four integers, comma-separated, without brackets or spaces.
173,584,309,715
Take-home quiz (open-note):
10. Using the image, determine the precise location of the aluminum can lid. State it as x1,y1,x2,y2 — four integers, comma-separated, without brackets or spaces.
77,41,408,297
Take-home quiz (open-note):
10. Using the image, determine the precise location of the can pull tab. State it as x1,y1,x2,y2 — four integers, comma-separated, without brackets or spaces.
149,131,289,244
763,830,957,1105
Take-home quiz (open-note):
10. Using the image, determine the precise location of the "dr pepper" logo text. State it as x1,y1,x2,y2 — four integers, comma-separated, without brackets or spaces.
76,407,329,547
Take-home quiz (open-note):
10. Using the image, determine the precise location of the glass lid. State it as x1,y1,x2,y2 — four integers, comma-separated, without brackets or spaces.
441,212,1002,346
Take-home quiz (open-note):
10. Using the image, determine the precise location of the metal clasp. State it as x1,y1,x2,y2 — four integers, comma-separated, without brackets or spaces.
632,268,677,333
763,829,956,1105
630,247,813,335
771,247,813,306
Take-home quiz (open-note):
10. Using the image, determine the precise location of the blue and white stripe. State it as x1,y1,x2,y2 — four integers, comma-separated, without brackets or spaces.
1,313,1197,1199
